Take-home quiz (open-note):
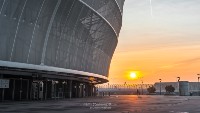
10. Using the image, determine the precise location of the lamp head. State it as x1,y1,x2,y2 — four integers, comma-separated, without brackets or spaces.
177,77,180,81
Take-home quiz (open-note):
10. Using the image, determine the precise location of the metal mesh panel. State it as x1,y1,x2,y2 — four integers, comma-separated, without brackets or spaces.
81,0,123,35
115,0,125,13
11,0,44,63
0,0,124,77
44,0,72,66
27,0,58,65
0,0,26,61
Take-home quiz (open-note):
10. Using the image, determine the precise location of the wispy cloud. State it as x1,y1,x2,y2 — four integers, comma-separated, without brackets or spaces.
177,57,200,65
160,57,200,70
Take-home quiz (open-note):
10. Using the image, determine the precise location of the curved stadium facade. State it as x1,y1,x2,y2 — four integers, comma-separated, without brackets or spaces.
0,0,124,100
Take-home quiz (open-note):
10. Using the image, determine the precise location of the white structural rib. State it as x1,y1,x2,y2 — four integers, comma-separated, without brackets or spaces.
114,0,123,15
79,0,118,37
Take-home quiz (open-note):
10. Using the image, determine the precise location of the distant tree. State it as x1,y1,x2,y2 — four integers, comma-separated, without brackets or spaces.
147,86,156,93
165,85,175,93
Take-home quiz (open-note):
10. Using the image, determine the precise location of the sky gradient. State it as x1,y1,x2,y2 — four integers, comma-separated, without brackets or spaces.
108,0,200,84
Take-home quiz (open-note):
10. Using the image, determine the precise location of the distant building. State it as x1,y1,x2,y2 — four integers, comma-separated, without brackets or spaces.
154,81,200,95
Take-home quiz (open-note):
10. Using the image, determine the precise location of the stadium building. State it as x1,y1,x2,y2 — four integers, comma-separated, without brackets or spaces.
0,0,125,101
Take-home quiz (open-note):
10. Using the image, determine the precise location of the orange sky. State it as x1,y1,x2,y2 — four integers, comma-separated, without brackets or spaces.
108,0,200,84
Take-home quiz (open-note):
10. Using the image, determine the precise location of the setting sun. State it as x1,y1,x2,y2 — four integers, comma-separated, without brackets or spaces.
130,72,137,79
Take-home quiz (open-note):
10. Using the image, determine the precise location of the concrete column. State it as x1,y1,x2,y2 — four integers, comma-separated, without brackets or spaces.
2,88,4,101
76,83,78,98
55,81,57,100
83,84,85,97
91,85,93,96
30,79,33,100
81,84,83,98
62,81,66,99
1,75,4,101
19,78,22,101
69,80,72,99
26,80,29,100
94,86,96,96
45,79,47,100
12,79,15,100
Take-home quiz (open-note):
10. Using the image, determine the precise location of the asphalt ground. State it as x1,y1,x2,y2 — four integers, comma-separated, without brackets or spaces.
0,95,200,113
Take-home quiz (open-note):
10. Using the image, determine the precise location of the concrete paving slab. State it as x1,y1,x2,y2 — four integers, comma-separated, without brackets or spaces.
0,95,200,113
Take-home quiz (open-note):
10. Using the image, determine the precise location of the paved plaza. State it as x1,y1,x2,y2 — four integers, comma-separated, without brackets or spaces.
0,95,200,113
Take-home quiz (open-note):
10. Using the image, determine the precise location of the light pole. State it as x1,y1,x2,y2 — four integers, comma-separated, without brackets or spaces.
159,79,162,95
177,77,180,95
141,80,143,95
197,74,200,96
177,77,180,82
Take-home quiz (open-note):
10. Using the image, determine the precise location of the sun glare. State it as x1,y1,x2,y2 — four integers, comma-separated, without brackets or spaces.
130,72,137,79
